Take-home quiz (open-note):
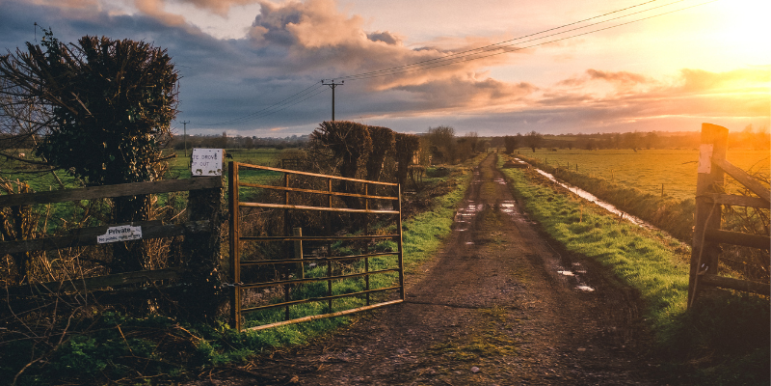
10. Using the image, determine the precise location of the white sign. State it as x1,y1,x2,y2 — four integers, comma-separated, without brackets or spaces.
191,148,223,176
698,144,713,174
97,225,143,244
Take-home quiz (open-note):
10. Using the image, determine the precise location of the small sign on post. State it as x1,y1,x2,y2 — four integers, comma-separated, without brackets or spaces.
97,225,143,244
191,148,224,177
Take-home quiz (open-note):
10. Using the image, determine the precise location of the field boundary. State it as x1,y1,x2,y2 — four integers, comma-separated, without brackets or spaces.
688,123,771,305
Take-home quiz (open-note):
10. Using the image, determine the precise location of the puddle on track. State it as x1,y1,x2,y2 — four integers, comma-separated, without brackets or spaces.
453,199,484,233
494,169,596,293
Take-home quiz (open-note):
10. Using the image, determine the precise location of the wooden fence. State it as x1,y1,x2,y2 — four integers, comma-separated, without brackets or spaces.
688,123,771,306
1,177,222,318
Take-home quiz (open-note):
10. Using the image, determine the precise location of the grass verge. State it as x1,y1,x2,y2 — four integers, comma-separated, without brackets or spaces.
3,156,477,386
516,153,694,242
498,155,769,386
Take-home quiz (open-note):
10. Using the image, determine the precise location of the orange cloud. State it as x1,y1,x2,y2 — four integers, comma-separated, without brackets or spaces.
30,0,99,9
134,0,186,26
247,0,523,91
173,0,259,16
541,67,770,128
677,68,770,93
586,69,648,84
557,69,650,87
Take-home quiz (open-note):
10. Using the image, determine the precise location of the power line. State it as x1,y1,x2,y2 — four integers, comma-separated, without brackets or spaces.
245,85,329,120
209,0,717,126
341,0,701,81
212,81,324,125
322,79,344,121
336,0,668,81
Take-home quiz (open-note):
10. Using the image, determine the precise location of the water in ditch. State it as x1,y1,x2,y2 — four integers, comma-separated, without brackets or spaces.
514,158,655,229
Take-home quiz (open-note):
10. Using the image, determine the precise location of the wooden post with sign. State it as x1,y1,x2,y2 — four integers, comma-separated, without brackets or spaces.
688,123,727,306
180,148,224,322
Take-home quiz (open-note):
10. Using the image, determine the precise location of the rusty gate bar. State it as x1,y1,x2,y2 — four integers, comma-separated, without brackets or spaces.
228,161,405,331
238,252,398,266
228,162,242,331
365,184,370,306
238,202,398,214
239,235,398,241
242,285,402,313
238,268,401,290
327,178,333,315
397,184,406,300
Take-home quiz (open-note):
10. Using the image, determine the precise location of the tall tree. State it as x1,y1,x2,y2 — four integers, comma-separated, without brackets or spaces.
426,126,455,164
524,131,543,153
394,132,420,189
310,121,372,208
503,135,519,154
365,126,395,182
0,30,179,273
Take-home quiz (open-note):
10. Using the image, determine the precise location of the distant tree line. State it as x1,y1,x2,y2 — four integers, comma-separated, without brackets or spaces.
495,126,770,153
168,133,310,151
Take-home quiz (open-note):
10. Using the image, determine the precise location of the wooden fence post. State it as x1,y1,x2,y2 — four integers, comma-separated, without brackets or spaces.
294,227,304,279
688,123,727,307
180,178,223,322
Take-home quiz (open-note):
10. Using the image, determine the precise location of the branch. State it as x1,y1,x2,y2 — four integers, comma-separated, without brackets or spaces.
153,153,177,162
0,151,51,166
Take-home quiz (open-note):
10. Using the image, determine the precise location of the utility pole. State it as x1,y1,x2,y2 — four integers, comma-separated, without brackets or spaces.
181,120,190,157
322,80,344,121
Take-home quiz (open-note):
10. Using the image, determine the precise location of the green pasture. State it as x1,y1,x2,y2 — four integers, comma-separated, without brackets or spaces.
498,154,769,386
167,148,290,180
511,148,769,201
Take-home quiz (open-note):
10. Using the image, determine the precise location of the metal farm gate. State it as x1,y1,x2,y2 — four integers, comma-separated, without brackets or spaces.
228,162,405,331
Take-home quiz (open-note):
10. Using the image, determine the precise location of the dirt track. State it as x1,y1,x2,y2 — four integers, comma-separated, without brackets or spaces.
216,154,659,385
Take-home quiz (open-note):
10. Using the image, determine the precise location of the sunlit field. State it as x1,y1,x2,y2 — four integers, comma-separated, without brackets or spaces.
167,148,296,180
515,148,770,201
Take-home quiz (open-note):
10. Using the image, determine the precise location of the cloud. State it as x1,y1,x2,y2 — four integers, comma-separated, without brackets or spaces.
557,69,649,87
247,0,518,75
240,0,535,120
393,77,537,111
1,0,767,137
677,68,770,93
586,69,648,84
29,0,99,10
172,0,260,16
366,31,401,45
532,66,770,133
249,0,368,48
134,0,187,26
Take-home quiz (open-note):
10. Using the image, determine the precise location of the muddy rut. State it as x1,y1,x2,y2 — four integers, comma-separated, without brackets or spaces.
215,154,658,386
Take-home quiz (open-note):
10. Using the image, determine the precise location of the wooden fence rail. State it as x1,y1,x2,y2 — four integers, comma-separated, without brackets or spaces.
1,177,223,321
688,123,771,306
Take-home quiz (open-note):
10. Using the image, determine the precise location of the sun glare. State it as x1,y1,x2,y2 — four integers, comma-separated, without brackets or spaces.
709,0,771,63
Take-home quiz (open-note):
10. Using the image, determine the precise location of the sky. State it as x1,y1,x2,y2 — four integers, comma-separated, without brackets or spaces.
0,0,769,137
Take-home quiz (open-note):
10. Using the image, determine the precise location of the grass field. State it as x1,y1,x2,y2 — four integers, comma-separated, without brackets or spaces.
512,148,769,201
167,148,291,179
498,154,770,386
